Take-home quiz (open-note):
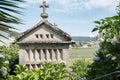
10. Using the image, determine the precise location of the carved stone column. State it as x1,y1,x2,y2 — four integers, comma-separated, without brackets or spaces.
46,49,50,61
25,49,29,62
54,49,57,61
57,49,60,61
30,49,34,62
29,64,33,70
35,49,40,62
19,49,26,64
52,49,55,62
41,49,45,62
59,49,63,60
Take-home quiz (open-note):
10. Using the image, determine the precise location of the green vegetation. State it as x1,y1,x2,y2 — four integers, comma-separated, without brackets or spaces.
9,30,20,37
0,0,24,42
0,44,91,80
70,59,91,80
0,44,19,75
87,3,120,80
92,3,120,41
69,47,98,59
8,62,69,80
0,1,120,80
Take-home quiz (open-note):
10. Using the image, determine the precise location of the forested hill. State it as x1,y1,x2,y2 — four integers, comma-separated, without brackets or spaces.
72,36,98,43
9,30,20,37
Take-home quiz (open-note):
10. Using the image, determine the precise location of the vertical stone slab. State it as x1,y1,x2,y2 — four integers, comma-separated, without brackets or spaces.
38,49,41,61
33,49,35,61
35,64,38,68
41,49,45,62
35,49,40,62
62,49,69,66
19,49,26,65
51,49,55,62
46,49,50,61
59,49,63,60
48,49,52,61
57,49,60,61
30,49,34,62
29,64,33,70
54,49,57,61
25,49,29,62
43,49,47,61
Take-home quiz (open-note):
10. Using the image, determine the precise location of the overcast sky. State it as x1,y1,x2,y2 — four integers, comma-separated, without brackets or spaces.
13,0,120,37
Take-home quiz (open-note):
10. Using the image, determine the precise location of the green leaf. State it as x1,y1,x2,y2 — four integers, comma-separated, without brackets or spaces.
92,28,98,32
94,21,101,24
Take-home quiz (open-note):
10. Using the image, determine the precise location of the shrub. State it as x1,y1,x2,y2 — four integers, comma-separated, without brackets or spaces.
8,62,69,80
0,44,19,75
70,58,91,80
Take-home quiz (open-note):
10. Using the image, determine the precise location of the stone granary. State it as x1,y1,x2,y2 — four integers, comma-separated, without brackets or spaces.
16,1,74,69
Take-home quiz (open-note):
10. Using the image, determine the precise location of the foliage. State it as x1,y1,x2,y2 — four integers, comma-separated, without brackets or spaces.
92,3,120,41
87,3,120,80
9,30,20,37
0,54,9,79
0,0,24,42
72,42,83,48
0,0,24,24
70,59,91,80
0,44,19,61
87,41,120,79
7,62,69,80
0,44,19,75
69,48,97,59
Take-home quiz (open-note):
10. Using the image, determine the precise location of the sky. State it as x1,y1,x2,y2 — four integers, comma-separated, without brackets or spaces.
13,0,120,37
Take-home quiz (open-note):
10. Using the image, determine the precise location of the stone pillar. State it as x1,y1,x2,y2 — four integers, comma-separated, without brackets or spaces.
35,64,38,68
41,49,45,61
43,49,47,61
38,49,41,61
49,49,52,61
25,49,29,62
29,64,33,70
54,49,57,61
35,49,40,62
33,49,35,61
30,49,34,62
59,49,63,60
57,49,60,61
52,49,55,62
62,49,69,65
46,49,50,61
19,49,26,64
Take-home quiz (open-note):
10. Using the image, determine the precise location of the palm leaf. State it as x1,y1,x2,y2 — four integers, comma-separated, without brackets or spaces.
0,0,25,43
0,21,17,29
92,27,98,32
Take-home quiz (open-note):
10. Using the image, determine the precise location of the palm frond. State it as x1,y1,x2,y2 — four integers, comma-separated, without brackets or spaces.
0,21,17,29
0,0,25,43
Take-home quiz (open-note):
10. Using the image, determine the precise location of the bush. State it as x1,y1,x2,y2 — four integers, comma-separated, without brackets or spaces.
87,41,120,80
70,58,91,80
0,44,19,75
7,62,69,80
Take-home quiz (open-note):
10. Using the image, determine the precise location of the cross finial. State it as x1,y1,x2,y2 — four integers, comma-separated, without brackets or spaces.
40,0,49,20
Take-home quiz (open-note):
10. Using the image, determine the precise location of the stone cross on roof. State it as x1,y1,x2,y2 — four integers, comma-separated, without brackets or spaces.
40,0,49,20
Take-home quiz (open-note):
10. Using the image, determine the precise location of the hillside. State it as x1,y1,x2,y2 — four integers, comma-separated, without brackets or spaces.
9,30,20,37
72,36,98,43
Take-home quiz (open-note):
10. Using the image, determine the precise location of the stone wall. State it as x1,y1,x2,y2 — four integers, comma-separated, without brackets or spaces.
19,44,69,69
